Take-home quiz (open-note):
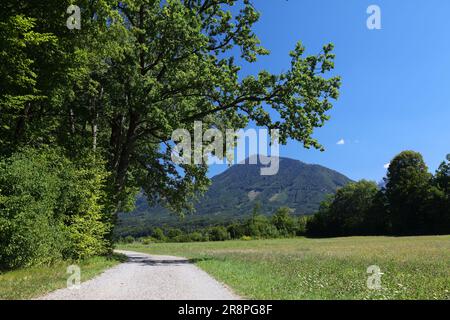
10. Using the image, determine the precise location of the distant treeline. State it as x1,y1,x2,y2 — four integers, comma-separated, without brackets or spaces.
118,151,450,244
118,205,309,243
307,151,450,237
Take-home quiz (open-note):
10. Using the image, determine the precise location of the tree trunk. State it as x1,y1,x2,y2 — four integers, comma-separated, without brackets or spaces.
69,108,76,134
14,102,31,142
114,110,139,198
91,86,103,151
109,114,124,170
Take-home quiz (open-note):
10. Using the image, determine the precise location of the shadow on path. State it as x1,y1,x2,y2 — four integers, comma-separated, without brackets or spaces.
124,253,213,267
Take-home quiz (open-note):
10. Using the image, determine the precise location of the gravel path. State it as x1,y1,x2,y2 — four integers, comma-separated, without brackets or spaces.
39,250,239,300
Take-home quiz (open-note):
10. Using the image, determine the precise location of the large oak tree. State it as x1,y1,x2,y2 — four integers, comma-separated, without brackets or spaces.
1,0,341,217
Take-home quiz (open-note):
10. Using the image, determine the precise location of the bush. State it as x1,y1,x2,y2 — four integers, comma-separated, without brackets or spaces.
0,147,112,269
167,228,183,240
227,223,246,239
188,232,205,242
208,226,230,241
0,148,67,269
141,237,154,245
123,235,135,244
151,227,167,242
61,155,112,259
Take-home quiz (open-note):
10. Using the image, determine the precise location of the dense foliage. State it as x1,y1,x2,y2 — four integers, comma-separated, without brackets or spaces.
307,152,450,237
0,148,112,269
0,1,340,268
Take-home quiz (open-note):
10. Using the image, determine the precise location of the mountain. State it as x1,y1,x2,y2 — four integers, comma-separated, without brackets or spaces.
116,157,352,236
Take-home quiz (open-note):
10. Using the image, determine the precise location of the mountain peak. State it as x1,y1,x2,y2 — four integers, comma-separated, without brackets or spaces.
237,155,304,165
117,156,353,234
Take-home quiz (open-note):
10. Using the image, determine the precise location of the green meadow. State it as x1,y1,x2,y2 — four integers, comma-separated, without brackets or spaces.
119,235,450,300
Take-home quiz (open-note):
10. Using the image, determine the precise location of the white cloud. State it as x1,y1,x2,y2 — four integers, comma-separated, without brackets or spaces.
336,139,345,145
384,163,390,169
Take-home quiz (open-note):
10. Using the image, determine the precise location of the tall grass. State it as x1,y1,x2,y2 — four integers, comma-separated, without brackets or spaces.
120,236,450,300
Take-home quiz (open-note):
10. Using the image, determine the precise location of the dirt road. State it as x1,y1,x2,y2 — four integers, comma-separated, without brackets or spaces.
39,250,239,300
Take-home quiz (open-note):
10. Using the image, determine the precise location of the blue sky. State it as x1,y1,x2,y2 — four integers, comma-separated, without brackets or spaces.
207,0,450,182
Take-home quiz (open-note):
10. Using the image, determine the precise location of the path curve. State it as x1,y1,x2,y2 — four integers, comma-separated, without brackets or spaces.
39,250,239,300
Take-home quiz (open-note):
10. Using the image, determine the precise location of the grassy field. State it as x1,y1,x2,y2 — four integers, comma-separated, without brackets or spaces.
119,236,450,300
0,254,125,300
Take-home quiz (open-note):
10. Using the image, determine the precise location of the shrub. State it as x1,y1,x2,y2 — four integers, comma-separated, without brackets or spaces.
123,235,135,244
0,147,112,269
227,223,246,239
141,237,154,245
167,228,183,240
208,226,230,241
188,232,205,242
61,155,112,259
0,148,68,269
152,227,167,242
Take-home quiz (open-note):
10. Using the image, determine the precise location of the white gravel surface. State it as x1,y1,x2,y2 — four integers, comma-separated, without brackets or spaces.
39,250,239,300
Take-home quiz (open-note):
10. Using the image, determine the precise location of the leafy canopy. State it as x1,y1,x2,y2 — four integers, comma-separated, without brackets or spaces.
1,0,340,217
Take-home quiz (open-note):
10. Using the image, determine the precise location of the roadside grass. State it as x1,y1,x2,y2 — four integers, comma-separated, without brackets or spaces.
0,254,126,300
119,236,450,300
